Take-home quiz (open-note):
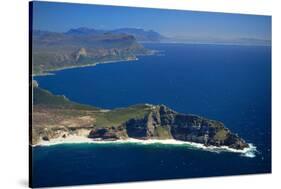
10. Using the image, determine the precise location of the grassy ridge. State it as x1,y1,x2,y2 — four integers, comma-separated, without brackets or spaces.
32,85,150,128
33,86,99,110
94,105,151,128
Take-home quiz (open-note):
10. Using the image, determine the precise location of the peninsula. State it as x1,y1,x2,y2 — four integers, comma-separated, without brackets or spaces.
32,28,155,75
32,83,249,150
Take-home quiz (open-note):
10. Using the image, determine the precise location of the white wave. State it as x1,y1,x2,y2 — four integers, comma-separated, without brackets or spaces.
240,144,257,158
33,137,257,158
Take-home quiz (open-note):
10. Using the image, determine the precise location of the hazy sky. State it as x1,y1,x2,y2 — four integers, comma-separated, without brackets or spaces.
32,1,271,41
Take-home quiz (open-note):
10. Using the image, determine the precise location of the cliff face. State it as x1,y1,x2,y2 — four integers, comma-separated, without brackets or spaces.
89,105,249,150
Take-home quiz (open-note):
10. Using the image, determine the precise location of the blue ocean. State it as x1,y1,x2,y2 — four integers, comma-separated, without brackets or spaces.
33,43,271,187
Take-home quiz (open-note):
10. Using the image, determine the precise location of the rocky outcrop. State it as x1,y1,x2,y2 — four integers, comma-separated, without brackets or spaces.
125,107,172,139
32,126,93,144
88,128,119,140
88,126,128,141
73,48,87,61
121,105,249,150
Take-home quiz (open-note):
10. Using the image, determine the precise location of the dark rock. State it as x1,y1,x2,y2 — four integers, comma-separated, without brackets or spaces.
125,118,149,139
223,133,249,149
42,136,49,141
88,128,119,140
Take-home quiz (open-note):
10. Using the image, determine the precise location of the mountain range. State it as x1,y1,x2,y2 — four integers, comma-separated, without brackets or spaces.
32,27,270,75
65,27,166,42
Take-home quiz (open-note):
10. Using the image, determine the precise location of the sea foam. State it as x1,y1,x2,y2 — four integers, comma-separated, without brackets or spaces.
33,137,257,158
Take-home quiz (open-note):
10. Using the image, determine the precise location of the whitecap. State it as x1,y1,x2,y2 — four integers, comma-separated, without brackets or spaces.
33,137,257,158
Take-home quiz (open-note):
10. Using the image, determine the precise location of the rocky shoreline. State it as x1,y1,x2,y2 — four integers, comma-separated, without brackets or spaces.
33,56,139,76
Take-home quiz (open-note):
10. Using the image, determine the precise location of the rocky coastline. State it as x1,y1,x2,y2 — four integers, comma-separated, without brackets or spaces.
32,90,249,150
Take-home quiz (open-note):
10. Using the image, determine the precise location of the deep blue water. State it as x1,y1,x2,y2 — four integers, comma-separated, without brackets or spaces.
33,43,271,187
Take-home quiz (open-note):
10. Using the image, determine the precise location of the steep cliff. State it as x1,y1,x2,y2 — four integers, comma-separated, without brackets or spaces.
89,105,249,150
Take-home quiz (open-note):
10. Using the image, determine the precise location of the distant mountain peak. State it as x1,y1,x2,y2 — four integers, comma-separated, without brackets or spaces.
64,27,165,42
110,28,165,42
66,27,104,35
